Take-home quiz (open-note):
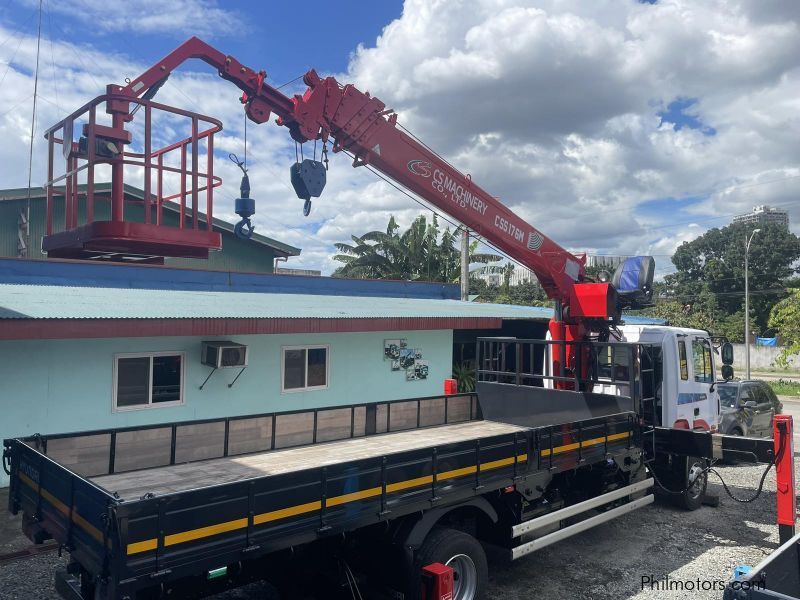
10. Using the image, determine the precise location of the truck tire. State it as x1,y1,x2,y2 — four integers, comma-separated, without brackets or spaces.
412,527,488,600
673,456,707,511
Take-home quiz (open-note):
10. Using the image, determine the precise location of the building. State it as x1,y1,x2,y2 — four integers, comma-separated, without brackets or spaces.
474,254,630,288
0,257,664,486
276,267,322,276
0,185,301,272
585,255,629,271
732,205,789,229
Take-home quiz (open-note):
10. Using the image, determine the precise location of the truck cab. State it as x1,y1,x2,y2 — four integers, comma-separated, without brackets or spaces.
617,325,722,432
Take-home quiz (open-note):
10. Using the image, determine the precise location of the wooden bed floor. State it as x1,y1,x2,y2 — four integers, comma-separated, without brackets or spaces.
91,420,527,500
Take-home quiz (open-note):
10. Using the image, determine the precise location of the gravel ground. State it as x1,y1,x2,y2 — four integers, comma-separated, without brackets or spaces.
3,401,798,600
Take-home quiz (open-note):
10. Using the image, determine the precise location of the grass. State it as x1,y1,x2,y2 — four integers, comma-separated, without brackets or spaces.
768,379,800,397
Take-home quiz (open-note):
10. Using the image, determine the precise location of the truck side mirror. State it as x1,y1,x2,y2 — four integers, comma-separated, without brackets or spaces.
743,400,757,409
721,342,734,366
721,365,734,381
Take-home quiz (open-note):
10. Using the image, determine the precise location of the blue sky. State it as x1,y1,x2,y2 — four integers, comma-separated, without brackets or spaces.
2,1,403,83
0,1,798,277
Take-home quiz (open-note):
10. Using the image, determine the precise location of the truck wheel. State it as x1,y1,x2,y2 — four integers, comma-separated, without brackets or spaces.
413,527,487,600
673,456,707,511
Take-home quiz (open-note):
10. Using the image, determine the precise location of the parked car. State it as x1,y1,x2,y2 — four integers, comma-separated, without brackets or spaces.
717,380,783,437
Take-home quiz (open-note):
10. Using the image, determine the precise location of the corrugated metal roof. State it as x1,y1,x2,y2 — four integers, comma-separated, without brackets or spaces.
0,283,664,325
0,284,547,320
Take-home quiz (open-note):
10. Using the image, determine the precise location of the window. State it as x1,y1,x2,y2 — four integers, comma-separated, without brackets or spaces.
678,341,688,380
114,353,184,411
282,345,329,392
691,340,713,383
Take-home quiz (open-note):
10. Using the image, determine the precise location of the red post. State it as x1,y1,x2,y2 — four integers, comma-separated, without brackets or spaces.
774,414,795,544
111,111,125,223
143,104,151,224
420,563,453,600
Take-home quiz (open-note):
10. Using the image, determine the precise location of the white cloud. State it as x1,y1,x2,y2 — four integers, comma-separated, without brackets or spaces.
1,0,799,281
19,0,242,37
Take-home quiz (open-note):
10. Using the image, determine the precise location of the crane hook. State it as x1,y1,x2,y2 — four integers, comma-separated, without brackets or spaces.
231,153,255,239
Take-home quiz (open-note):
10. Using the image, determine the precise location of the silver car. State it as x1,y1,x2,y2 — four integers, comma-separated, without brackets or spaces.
717,380,782,437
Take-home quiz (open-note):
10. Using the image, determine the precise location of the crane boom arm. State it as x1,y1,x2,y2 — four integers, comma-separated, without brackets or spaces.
117,37,585,303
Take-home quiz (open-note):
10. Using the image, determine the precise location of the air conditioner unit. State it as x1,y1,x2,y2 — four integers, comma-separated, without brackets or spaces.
202,341,248,368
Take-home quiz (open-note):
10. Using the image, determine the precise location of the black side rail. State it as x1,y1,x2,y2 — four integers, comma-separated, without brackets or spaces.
649,427,775,464
723,530,800,599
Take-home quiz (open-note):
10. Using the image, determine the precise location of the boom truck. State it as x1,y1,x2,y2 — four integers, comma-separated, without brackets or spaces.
3,37,790,600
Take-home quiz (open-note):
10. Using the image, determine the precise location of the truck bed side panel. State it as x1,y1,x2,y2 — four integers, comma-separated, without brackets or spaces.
9,440,114,575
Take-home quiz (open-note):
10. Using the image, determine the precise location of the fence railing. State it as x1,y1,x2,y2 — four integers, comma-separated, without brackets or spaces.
11,393,479,480
476,337,660,423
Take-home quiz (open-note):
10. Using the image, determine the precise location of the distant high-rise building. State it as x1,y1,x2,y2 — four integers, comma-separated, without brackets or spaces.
732,205,789,229
585,255,629,270
473,254,631,288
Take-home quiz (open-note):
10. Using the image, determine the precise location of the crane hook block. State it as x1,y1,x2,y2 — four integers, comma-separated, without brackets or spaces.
234,173,256,240
291,158,326,202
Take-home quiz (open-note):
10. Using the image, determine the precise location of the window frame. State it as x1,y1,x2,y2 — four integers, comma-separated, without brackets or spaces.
691,339,713,384
678,340,689,381
281,344,330,393
112,351,186,412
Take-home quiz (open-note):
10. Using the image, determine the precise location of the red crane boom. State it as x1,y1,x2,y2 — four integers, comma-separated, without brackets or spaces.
106,37,647,374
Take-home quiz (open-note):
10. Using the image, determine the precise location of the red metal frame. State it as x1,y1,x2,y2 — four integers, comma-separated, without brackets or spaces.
42,94,223,260
774,414,795,543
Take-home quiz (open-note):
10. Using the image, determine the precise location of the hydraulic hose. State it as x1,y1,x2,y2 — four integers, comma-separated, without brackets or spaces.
645,422,788,504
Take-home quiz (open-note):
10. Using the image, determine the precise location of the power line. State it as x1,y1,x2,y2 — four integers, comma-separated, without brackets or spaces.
22,0,43,259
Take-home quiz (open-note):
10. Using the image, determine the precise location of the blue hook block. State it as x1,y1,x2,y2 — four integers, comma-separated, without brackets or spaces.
235,197,255,219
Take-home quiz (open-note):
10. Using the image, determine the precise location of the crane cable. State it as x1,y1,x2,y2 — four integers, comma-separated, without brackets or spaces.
23,0,44,259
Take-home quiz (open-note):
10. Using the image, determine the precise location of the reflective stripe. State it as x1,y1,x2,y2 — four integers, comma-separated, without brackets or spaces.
123,431,627,555
18,472,104,543
540,432,630,457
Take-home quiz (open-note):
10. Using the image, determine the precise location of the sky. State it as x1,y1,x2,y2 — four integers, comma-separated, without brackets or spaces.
1,0,798,279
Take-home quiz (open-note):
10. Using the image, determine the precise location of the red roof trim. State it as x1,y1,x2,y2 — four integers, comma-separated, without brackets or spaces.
0,317,504,340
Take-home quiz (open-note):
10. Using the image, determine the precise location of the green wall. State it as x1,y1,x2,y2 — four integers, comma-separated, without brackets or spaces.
0,197,278,273
0,329,453,486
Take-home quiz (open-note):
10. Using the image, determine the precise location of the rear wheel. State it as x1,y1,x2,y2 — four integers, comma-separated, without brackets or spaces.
673,456,708,511
412,527,487,600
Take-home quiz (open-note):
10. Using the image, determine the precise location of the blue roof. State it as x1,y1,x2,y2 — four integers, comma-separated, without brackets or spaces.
0,257,460,300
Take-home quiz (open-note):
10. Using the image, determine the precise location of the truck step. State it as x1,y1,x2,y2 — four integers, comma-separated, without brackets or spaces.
511,478,654,560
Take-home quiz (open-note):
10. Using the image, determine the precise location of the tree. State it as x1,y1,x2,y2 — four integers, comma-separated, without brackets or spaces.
769,290,800,367
665,222,800,335
332,215,501,282
633,299,718,332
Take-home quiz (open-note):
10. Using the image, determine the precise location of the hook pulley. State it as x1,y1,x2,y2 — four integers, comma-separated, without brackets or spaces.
230,153,255,239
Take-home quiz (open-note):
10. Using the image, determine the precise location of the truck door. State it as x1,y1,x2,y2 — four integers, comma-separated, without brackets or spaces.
673,336,718,431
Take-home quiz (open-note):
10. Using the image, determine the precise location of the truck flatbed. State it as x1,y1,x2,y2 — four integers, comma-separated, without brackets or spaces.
90,420,527,499
5,391,641,599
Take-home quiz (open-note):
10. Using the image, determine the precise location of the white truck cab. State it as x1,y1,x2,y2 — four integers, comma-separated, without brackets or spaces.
616,325,721,432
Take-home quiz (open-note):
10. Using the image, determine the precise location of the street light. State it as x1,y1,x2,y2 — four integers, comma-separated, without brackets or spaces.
744,228,761,379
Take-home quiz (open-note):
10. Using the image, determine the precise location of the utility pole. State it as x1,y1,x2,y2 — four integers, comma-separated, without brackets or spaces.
460,228,469,301
744,228,761,379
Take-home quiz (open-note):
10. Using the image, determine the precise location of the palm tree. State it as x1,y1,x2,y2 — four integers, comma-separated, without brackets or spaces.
333,215,502,281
